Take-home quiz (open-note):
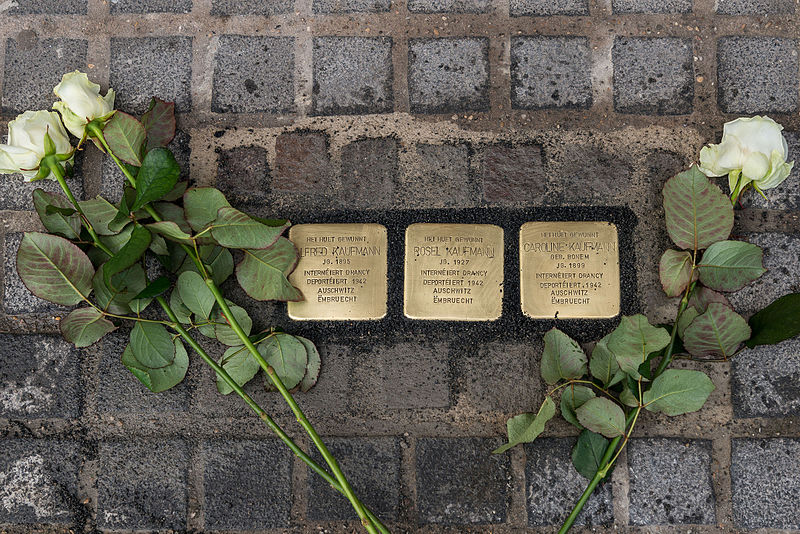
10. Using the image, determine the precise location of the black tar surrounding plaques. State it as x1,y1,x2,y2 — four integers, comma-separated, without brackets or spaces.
280,206,637,345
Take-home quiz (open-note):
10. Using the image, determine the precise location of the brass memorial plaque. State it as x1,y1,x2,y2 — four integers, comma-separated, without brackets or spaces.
288,223,387,320
404,223,504,321
520,221,620,319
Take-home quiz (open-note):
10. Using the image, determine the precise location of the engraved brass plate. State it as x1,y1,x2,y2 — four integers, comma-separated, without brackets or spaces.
520,221,620,319
404,223,504,321
288,223,387,320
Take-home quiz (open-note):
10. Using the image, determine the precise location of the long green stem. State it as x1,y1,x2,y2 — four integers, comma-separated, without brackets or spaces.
155,296,388,534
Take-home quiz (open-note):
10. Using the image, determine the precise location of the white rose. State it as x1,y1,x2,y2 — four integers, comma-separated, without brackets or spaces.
699,115,794,195
0,110,72,181
53,71,115,138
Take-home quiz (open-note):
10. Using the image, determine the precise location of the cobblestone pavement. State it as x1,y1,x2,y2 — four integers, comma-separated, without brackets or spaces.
1,0,800,532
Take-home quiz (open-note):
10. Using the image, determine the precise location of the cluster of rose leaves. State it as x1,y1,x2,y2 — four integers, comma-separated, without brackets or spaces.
495,166,800,479
16,101,319,395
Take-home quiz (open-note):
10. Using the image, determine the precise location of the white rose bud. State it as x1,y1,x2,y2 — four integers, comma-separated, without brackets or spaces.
0,110,72,181
699,115,794,197
52,71,116,138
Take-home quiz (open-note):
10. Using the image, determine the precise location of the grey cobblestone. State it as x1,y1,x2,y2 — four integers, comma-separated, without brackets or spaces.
716,0,795,15
110,37,193,115
212,0,294,14
0,168,84,211
0,334,81,418
408,0,492,13
97,440,188,530
481,143,547,205
409,38,489,114
203,440,292,529
274,131,332,193
627,438,715,525
215,145,269,206
312,37,393,116
613,37,694,115
612,0,692,13
308,437,401,520
110,0,192,13
0,440,81,524
2,37,87,115
4,0,86,14
731,438,800,529
417,437,510,524
403,143,479,208
510,0,588,16
732,337,800,418
525,438,614,526
3,233,66,315
717,37,799,114
545,145,636,205
511,37,592,110
212,36,294,114
340,137,399,207
314,0,390,13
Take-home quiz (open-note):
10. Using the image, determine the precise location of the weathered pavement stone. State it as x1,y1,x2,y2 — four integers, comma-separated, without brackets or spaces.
340,137,399,207
212,0,294,14
403,143,479,208
731,438,800,529
510,0,587,16
482,143,547,204
314,0,390,13
308,437,401,520
417,437,510,524
215,145,270,205
627,438,715,525
732,337,800,418
612,0,691,13
408,0,491,13
717,37,799,114
2,37,87,114
274,131,332,193
613,37,694,115
0,168,84,211
525,438,614,526
511,37,592,110
203,440,292,529
3,233,66,315
0,440,81,524
716,0,795,15
97,440,188,530
110,0,192,13
408,38,489,114
110,37,193,115
212,36,294,114
4,0,86,13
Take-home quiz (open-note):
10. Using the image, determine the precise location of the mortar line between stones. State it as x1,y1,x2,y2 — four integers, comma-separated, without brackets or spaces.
712,431,733,527
186,440,204,530
612,446,631,527
190,32,215,114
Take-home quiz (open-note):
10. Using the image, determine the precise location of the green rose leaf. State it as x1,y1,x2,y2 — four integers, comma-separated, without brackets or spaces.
93,263,147,315
258,333,308,390
620,385,639,407
176,246,234,286
131,276,171,300
642,369,715,416
130,148,180,212
211,207,288,250
216,345,260,395
169,290,192,324
153,202,192,234
33,189,80,239
697,240,766,292
162,181,188,202
122,338,188,393
659,249,697,297
17,232,94,306
298,336,322,392
493,396,556,454
183,187,230,231
60,307,116,348
575,397,626,438
214,304,253,346
176,271,216,319
607,315,670,377
589,335,624,387
103,111,146,166
141,97,176,151
98,224,134,256
747,293,800,348
677,287,732,339
102,224,151,290
146,221,192,243
79,197,119,236
109,188,135,234
662,166,734,251
560,385,596,429
130,321,176,369
683,303,751,357
572,430,610,480
236,238,302,302
540,328,588,385
149,234,169,256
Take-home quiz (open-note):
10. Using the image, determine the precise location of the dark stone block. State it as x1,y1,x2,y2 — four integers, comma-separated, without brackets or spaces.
628,438,715,525
732,337,800,418
203,440,292,529
274,131,331,193
340,137,399,207
403,143,479,208
312,37,393,116
718,37,799,114
96,440,188,530
546,145,636,205
3,233,67,315
2,36,87,114
732,438,800,529
314,0,390,14
408,38,490,114
510,0,587,15
525,438,614,526
212,36,294,114
408,0,491,13
482,143,546,204
307,437,401,520
0,439,81,524
110,0,192,12
216,145,269,205
417,437,510,524
4,0,86,13
612,0,692,13
211,0,293,14
716,0,794,14
613,37,694,115
511,37,592,110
